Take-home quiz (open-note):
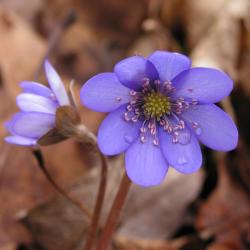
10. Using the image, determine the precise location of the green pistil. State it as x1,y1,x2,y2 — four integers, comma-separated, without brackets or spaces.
143,92,170,120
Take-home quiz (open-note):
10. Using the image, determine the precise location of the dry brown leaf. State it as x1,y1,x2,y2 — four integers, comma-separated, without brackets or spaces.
0,145,49,249
182,0,227,48
74,0,147,37
160,0,184,29
196,154,250,250
118,169,204,240
237,2,250,96
0,0,44,22
20,162,204,250
127,19,180,57
21,157,124,250
54,22,112,82
36,0,148,84
0,139,104,249
190,0,250,79
0,6,46,248
0,6,46,99
114,234,179,250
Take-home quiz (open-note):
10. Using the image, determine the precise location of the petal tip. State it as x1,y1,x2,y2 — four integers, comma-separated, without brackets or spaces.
44,59,55,79
4,136,13,144
220,125,239,152
171,159,202,174
126,172,166,187
44,59,52,70
125,138,168,187
4,136,37,146
114,55,158,90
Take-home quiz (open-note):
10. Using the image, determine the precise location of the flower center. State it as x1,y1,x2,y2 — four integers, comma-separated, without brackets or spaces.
121,78,199,146
143,92,170,120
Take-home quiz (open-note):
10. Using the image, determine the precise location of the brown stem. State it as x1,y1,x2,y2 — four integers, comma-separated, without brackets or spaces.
95,172,131,250
32,149,92,219
83,153,108,250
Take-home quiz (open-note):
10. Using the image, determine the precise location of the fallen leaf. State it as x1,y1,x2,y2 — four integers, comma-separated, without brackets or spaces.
196,154,250,250
0,6,46,99
118,169,204,239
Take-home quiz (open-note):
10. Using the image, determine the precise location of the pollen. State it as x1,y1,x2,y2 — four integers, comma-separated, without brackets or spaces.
143,92,171,120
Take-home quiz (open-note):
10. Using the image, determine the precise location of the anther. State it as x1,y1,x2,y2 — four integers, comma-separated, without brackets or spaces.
179,120,185,129
129,90,137,96
153,139,159,146
131,116,138,122
142,78,150,87
124,113,130,121
172,136,178,143
192,122,198,128
140,134,146,143
191,99,198,105
127,105,132,111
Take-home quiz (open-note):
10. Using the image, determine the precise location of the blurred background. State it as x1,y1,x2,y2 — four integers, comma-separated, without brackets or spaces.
0,0,250,249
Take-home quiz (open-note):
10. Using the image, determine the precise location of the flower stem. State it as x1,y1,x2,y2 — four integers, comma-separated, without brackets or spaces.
83,153,108,250
32,149,92,219
95,172,131,250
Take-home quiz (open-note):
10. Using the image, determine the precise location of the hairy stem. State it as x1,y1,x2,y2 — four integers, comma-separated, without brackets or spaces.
95,172,131,250
32,149,92,219
83,153,108,250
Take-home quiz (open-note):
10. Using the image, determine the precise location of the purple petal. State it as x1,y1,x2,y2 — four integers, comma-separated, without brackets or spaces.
44,60,70,106
181,104,238,151
5,136,37,146
80,73,131,112
17,93,58,114
20,81,53,98
125,137,168,186
97,105,141,155
5,121,15,134
9,112,55,139
159,128,202,174
114,56,159,91
172,68,233,103
148,51,191,81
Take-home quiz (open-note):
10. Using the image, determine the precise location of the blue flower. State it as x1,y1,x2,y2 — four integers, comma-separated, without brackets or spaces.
5,60,70,146
81,51,238,187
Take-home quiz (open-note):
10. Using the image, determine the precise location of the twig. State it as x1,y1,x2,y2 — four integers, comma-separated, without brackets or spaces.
95,172,131,250
148,0,164,19
34,10,77,80
83,153,108,250
32,149,92,219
